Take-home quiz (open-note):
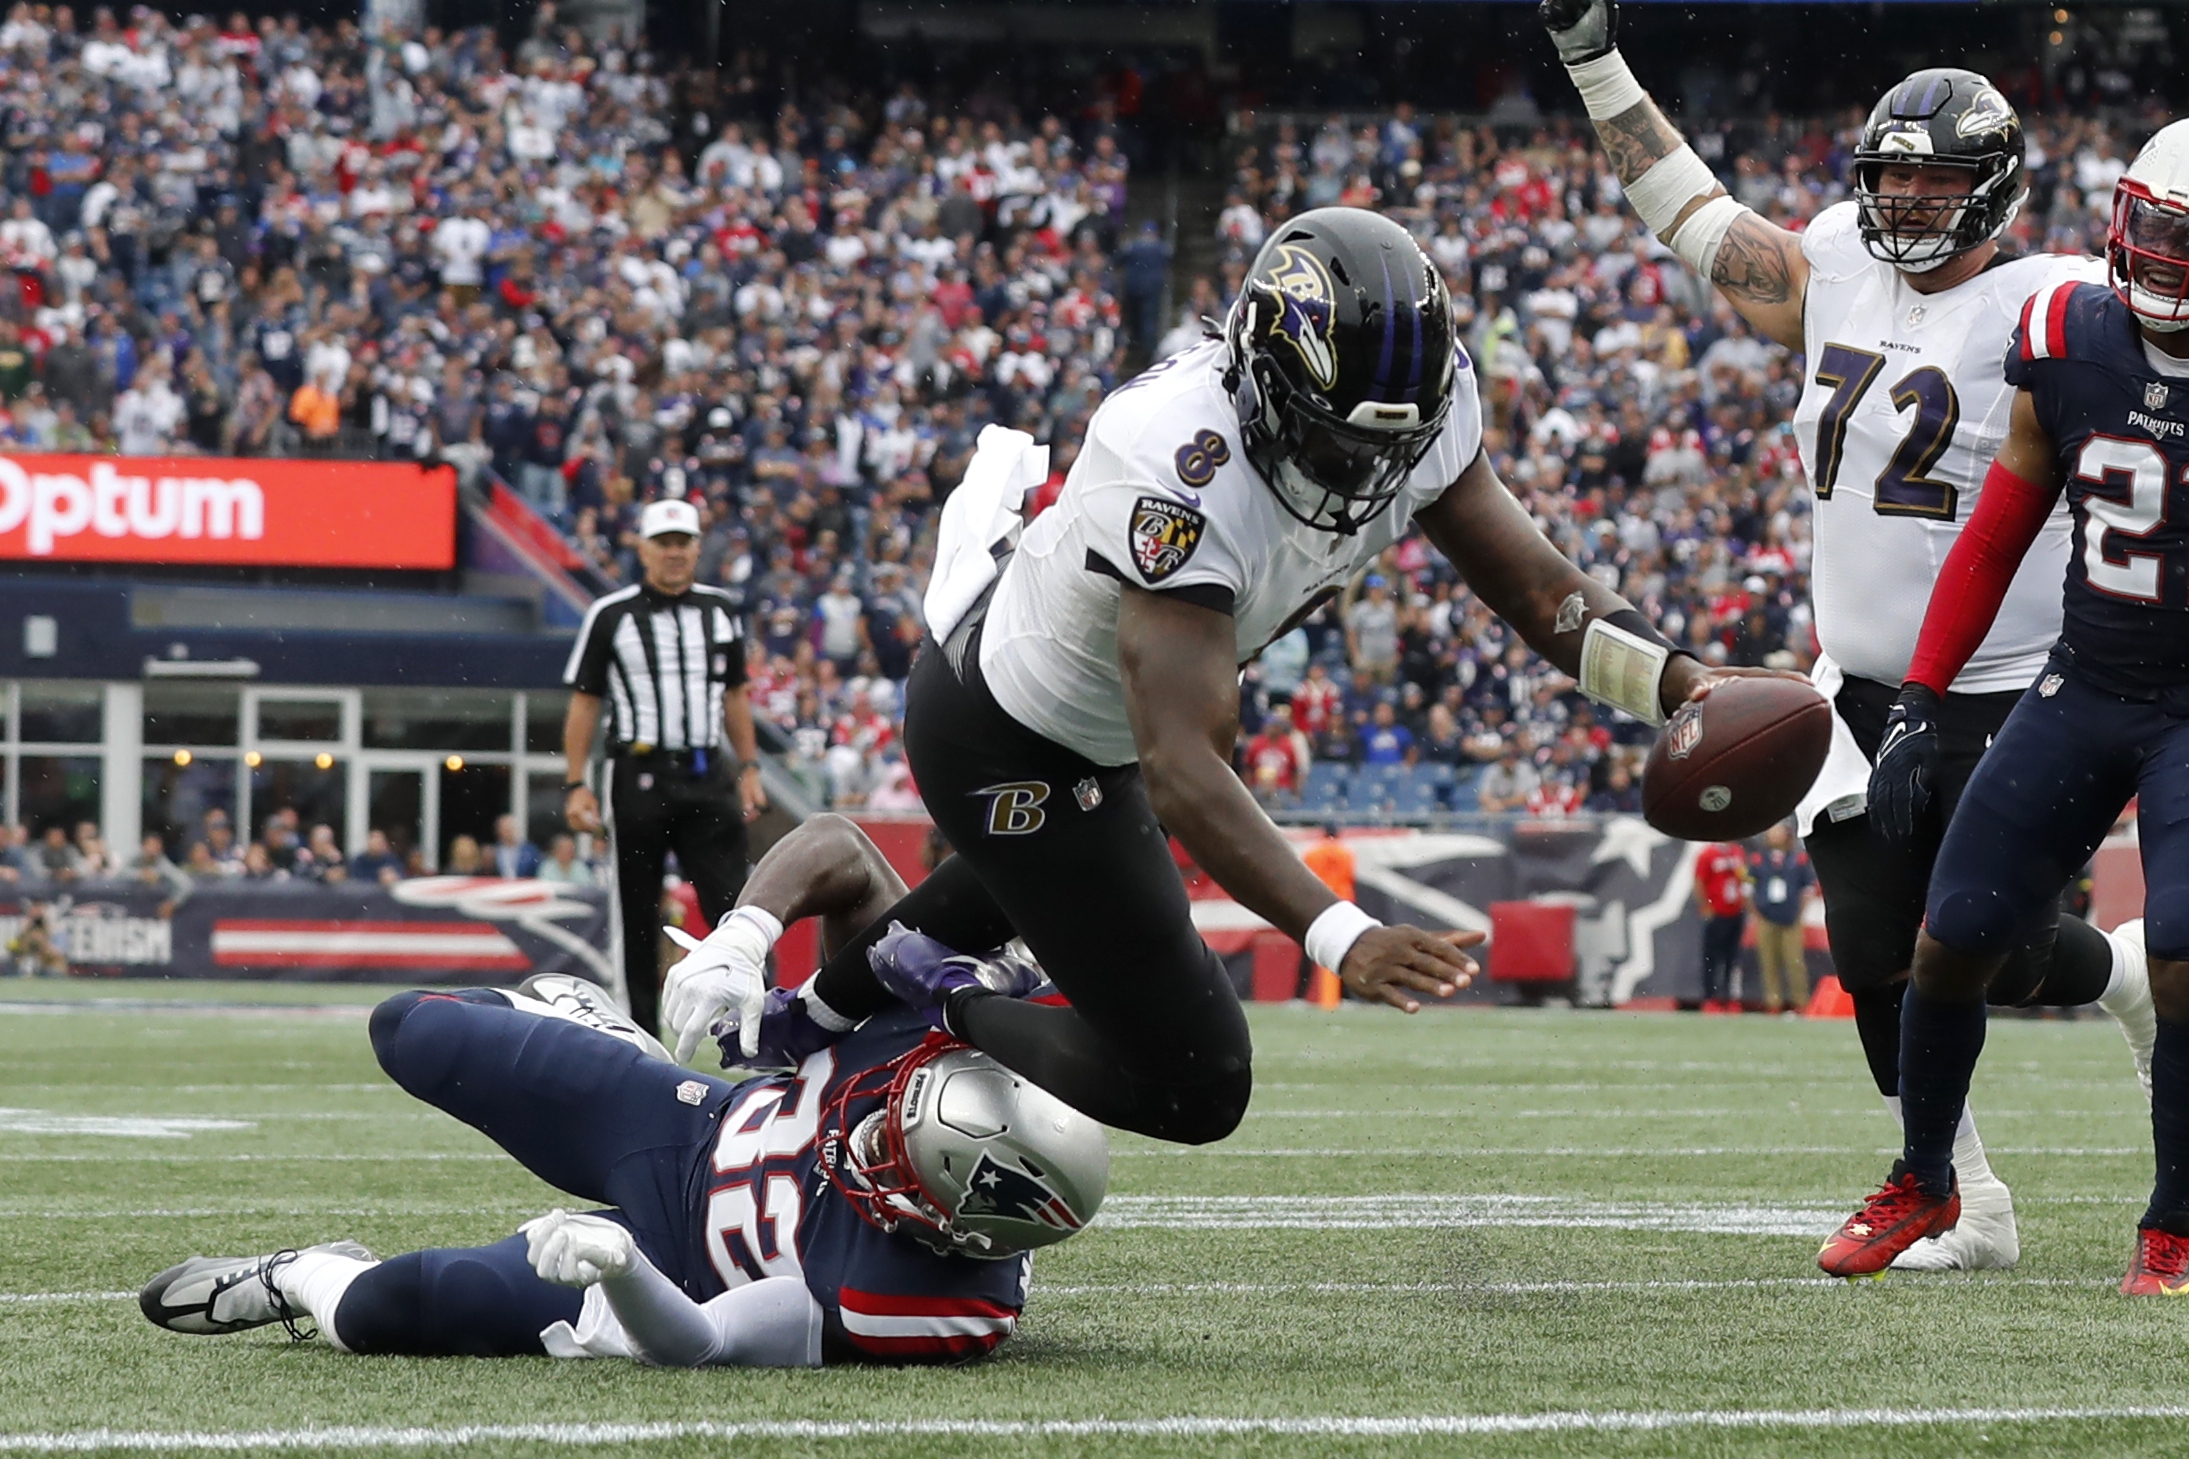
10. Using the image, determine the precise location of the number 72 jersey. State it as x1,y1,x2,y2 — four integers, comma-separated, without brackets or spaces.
2007,280,2189,699
1792,202,2097,693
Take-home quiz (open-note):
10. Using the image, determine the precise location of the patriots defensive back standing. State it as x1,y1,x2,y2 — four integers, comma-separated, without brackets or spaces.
659,206,1786,1148
1541,0,2153,1272
1822,122,2189,1291
137,817,1107,1365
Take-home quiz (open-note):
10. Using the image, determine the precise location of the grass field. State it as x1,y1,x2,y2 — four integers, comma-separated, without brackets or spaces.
2,983,2186,1457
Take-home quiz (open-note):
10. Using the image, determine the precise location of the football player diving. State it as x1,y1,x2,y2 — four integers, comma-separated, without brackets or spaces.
138,815,1107,1367
1540,0,2154,1270
1824,122,2189,1291
660,204,1788,1150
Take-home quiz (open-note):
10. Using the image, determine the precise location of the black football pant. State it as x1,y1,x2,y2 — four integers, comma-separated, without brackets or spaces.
605,753,749,1035
810,635,1253,1145
1804,673,2113,1096
1700,914,1744,1004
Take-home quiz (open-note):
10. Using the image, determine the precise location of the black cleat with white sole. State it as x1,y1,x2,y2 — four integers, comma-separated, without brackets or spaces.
139,1240,373,1339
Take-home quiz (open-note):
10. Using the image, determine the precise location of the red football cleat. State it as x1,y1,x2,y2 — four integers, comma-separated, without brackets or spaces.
2120,1229,2189,1295
1818,1164,1960,1277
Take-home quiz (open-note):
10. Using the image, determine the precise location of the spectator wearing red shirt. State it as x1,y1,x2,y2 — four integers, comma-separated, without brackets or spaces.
1291,663,1341,741
1693,841,1750,1013
1242,704,1310,804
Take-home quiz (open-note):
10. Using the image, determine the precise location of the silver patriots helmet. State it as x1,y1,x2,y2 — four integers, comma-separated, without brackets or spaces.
1224,207,1457,535
820,1037,1109,1260
1853,68,2026,273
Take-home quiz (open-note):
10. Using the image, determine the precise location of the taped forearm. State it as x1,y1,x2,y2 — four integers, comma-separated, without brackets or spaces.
1561,51,1745,275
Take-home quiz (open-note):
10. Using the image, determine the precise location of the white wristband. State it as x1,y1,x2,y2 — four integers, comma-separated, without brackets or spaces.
1668,194,1751,279
1624,146,1717,241
715,904,783,951
1565,50,1647,121
1579,617,1673,727
1305,901,1381,974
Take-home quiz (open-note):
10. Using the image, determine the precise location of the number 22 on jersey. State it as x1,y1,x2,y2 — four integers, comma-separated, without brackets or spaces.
1810,343,1963,519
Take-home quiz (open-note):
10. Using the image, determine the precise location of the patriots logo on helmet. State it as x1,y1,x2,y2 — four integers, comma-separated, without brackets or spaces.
1263,243,1339,391
958,1153,1083,1232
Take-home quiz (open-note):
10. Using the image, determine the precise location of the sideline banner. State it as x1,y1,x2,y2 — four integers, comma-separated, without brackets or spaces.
0,877,611,985
0,453,457,568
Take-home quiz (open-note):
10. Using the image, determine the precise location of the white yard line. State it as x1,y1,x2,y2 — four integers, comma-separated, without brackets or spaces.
4,1407,2189,1450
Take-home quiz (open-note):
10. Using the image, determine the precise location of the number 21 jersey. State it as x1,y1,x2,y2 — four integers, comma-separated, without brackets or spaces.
1792,201,2096,693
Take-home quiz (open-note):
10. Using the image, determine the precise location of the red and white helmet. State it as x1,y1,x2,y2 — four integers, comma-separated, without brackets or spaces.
2109,120,2189,332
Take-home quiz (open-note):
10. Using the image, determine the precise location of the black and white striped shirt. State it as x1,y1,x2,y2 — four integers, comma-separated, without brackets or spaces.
563,584,748,751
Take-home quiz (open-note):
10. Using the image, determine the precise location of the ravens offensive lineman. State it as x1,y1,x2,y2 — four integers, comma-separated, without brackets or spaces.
1824,123,2189,1290
662,206,1783,1147
1541,0,2154,1269
137,816,1106,1365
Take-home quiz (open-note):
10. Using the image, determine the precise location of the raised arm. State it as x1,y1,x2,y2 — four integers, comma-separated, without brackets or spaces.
1117,584,1476,1011
1540,0,1808,350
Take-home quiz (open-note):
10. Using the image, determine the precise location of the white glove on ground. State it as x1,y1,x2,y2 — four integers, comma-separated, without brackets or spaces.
661,906,782,1063
522,1209,636,1287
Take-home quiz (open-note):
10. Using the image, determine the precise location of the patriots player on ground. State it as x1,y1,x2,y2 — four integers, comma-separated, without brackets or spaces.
138,816,1106,1365
1541,0,2154,1271
661,207,1787,1148
1824,123,2189,1290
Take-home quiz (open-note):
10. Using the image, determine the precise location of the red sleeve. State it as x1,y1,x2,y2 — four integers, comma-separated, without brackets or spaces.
1904,459,2061,695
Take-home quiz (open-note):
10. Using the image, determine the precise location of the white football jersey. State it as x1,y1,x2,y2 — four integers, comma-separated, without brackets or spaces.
982,339,1483,765
1793,202,2097,693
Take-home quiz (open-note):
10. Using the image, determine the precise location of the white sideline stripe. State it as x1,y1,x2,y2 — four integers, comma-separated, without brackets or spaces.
1091,1194,1845,1236
0,1110,255,1139
0,1291,133,1305
1038,1276,2114,1297
208,931,521,957
0,1154,502,1164
6,1407,2189,1450
1114,1146,1877,1158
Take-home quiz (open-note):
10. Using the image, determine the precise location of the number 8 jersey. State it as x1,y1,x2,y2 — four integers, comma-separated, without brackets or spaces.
2005,280,2189,698
1792,201,2099,692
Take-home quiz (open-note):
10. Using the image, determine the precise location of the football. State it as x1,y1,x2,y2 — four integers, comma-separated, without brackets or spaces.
1642,677,1833,840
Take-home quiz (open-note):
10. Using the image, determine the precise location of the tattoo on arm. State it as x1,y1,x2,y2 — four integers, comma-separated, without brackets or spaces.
1595,100,1683,184
1709,215,1798,306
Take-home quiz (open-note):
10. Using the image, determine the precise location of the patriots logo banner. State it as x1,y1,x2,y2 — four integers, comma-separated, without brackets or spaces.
959,1153,1082,1231
1129,496,1205,583
1264,243,1339,389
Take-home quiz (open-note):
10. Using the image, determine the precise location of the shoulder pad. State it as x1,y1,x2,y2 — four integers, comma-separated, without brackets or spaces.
2015,280,2117,366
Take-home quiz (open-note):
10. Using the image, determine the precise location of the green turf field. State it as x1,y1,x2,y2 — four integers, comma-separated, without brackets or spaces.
2,987,2184,1457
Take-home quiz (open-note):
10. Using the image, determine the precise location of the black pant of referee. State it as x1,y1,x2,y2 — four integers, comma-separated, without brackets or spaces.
561,500,766,1035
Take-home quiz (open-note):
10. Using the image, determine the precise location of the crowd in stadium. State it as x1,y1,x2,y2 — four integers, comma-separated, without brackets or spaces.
0,4,2154,822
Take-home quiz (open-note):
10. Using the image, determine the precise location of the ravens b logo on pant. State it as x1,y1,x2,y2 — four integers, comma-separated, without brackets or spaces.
976,782,1049,836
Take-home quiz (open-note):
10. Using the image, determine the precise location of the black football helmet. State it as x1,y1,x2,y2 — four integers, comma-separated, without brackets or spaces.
1224,208,1457,535
1852,68,2025,272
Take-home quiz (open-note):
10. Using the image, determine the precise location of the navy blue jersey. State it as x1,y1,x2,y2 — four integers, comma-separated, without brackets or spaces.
693,1009,1030,1362
2005,281,2189,696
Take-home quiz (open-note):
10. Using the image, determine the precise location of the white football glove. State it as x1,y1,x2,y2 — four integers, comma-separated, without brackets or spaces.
521,1208,635,1287
661,906,780,1064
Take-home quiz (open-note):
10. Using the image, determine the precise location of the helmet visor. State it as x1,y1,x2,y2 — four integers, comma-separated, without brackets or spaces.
2111,189,2189,327
1274,402,1448,531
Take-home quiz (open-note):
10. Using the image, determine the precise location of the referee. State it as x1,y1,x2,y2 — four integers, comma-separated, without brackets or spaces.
561,499,766,1035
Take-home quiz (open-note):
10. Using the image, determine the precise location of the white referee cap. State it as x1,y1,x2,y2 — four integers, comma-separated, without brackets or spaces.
639,499,701,539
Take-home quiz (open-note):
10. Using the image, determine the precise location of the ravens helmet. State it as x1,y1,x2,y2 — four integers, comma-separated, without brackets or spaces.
1224,208,1457,535
1853,68,2025,272
820,1036,1109,1260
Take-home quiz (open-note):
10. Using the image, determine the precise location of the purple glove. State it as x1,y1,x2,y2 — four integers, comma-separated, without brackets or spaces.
714,986,843,1072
